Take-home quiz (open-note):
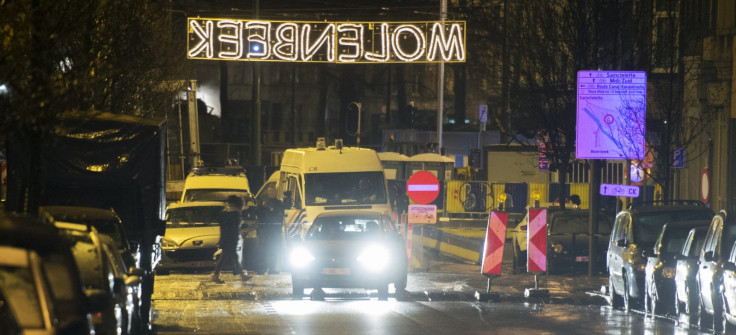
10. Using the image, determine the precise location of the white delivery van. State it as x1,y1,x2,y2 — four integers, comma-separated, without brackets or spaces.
279,138,391,241
180,166,253,203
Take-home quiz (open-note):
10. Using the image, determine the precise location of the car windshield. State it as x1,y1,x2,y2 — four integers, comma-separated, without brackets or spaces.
0,266,46,329
634,210,713,247
167,206,223,227
549,213,612,234
659,227,694,254
305,172,387,206
183,189,249,202
306,216,383,241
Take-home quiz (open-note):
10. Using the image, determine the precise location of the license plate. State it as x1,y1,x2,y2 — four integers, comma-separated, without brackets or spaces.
575,256,589,262
322,267,350,275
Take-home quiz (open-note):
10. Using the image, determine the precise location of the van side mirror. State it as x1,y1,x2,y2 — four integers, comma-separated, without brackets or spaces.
723,262,736,272
642,249,655,258
616,239,626,247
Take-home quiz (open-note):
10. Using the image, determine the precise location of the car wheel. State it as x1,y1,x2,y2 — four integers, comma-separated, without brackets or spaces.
622,271,632,312
713,291,725,333
291,276,304,299
377,284,389,301
609,275,624,309
394,271,407,293
723,292,734,333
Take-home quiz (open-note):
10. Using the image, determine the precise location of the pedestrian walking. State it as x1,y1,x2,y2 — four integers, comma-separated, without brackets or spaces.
212,195,252,283
255,185,284,274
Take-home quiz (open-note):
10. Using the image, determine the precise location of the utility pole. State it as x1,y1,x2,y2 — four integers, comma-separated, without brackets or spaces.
251,0,262,166
437,0,447,153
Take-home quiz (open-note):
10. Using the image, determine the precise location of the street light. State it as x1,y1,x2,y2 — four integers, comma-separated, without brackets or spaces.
348,102,362,148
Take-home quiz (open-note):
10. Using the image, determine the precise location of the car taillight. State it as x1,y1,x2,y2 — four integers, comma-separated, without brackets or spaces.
90,311,104,326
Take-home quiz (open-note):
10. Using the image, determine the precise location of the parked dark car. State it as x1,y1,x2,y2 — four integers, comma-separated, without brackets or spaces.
0,213,94,334
546,210,612,275
55,221,138,335
674,227,708,323
512,208,612,274
697,210,736,332
643,220,710,317
607,201,713,311
40,206,141,269
289,211,407,300
0,246,57,335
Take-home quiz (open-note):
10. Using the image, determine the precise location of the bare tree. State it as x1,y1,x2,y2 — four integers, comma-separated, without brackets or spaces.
0,0,186,213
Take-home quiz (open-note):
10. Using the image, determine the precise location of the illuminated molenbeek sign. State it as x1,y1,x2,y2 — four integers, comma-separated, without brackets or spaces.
187,18,466,63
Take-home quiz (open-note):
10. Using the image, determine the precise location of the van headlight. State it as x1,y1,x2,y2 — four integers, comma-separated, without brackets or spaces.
357,244,390,272
289,247,315,269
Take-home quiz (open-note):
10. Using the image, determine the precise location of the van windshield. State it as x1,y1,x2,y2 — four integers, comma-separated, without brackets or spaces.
305,172,387,206
182,189,249,203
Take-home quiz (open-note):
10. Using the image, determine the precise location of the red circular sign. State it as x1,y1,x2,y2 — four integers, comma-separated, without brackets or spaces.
406,171,440,204
701,167,710,204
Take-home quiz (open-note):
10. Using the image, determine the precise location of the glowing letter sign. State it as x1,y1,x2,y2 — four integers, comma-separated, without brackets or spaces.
187,18,466,64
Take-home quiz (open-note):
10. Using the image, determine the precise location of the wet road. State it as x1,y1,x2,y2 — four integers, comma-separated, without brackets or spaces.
151,271,710,335
153,294,709,334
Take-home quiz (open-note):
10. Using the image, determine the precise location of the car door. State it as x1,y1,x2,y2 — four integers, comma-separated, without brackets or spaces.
608,213,630,291
722,240,736,319
699,215,723,314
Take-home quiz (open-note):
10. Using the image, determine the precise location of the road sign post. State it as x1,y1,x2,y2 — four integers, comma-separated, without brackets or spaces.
525,209,549,299
476,211,508,302
406,171,441,272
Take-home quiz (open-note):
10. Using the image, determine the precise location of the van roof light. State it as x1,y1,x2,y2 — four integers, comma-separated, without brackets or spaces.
316,137,326,150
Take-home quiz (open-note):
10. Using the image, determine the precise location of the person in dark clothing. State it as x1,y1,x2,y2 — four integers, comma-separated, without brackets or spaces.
212,195,252,283
255,185,284,274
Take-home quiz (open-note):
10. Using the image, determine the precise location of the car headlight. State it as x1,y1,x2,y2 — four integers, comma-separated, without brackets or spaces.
357,244,390,272
661,266,676,279
161,237,178,249
289,247,315,269
553,244,564,254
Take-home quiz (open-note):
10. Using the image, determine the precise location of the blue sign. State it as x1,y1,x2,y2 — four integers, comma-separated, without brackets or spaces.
673,147,685,168
600,184,640,198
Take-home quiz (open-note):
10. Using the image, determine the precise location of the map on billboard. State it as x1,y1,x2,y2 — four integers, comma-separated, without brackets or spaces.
576,71,646,160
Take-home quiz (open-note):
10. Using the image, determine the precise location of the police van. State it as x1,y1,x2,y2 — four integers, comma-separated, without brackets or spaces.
279,138,391,241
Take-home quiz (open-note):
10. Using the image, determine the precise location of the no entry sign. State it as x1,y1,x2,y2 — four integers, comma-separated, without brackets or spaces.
406,171,440,204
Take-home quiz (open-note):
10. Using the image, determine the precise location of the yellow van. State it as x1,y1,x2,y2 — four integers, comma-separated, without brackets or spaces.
279,138,392,241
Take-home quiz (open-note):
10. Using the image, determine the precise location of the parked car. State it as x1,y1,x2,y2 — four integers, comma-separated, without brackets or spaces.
55,222,132,335
0,213,94,334
674,227,708,323
40,206,141,269
718,232,736,332
697,210,736,332
643,220,710,317
99,234,144,335
607,201,713,311
159,201,245,274
289,211,407,300
511,207,611,274
0,246,58,335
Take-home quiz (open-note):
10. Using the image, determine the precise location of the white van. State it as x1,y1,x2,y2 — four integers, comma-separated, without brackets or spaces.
180,166,253,203
279,138,391,241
